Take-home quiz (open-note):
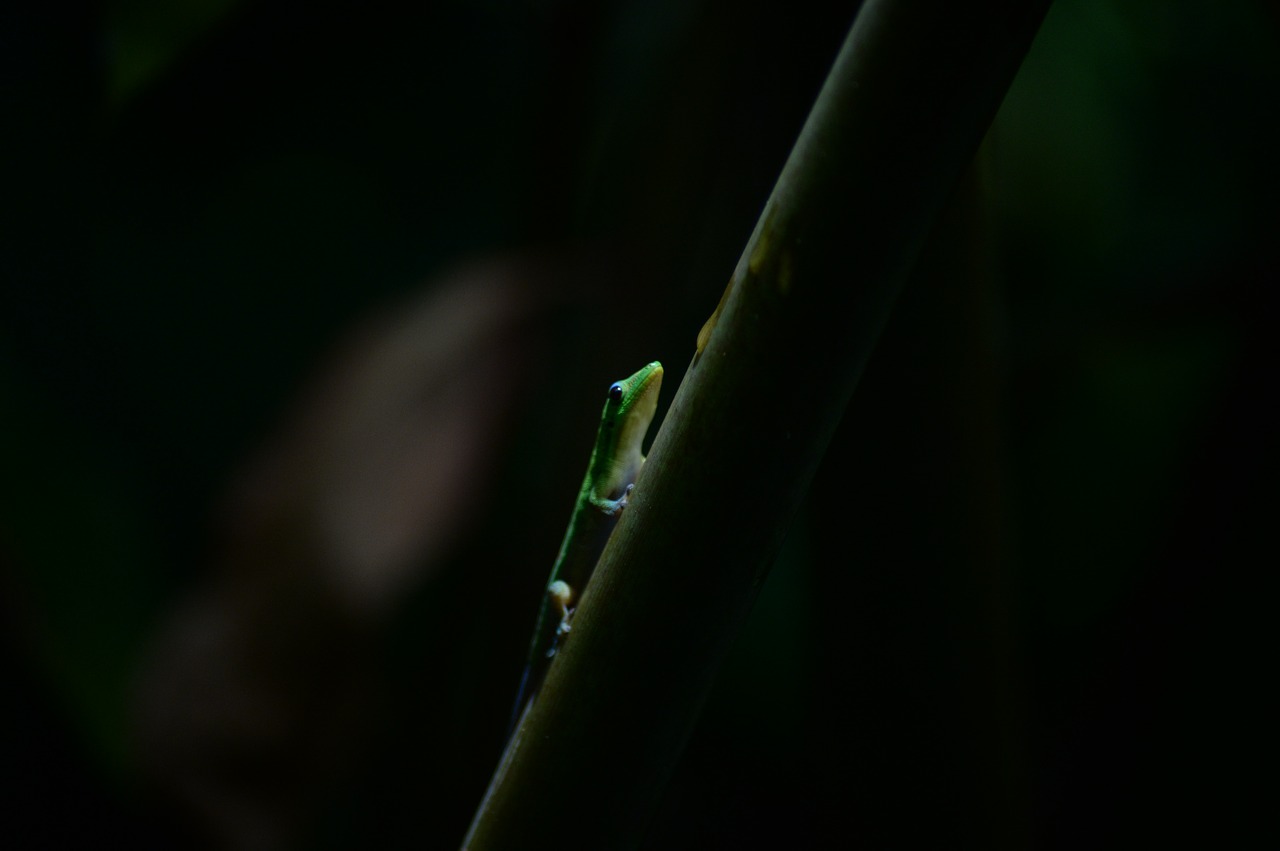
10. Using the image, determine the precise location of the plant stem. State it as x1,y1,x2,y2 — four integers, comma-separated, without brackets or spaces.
463,1,1052,847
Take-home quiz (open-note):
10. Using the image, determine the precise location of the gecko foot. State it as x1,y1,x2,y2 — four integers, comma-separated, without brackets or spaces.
616,482,636,512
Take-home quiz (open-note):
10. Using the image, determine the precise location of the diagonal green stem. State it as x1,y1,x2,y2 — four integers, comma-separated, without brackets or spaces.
463,1,1053,847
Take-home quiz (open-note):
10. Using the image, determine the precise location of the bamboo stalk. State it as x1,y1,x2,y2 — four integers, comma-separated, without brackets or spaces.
463,1,1053,847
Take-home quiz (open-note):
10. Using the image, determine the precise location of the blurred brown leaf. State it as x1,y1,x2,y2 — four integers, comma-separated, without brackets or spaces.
133,259,544,849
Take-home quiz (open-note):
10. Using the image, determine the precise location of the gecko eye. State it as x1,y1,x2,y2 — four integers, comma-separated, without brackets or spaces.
608,383,624,401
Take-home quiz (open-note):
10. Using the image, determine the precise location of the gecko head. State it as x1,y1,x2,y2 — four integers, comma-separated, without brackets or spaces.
606,361,663,423
592,361,664,498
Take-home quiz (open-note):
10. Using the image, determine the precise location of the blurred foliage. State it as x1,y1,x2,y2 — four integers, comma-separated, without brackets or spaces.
105,0,251,103
2,0,1276,848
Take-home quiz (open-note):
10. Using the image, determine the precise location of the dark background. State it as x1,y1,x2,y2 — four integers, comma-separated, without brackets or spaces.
3,0,1276,848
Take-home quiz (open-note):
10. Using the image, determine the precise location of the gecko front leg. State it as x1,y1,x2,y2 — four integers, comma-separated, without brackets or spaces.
554,484,638,645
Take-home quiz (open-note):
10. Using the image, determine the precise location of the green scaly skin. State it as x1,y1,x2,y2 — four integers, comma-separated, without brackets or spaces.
509,361,663,733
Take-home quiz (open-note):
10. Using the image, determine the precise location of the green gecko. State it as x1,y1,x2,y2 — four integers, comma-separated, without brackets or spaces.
509,361,664,732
